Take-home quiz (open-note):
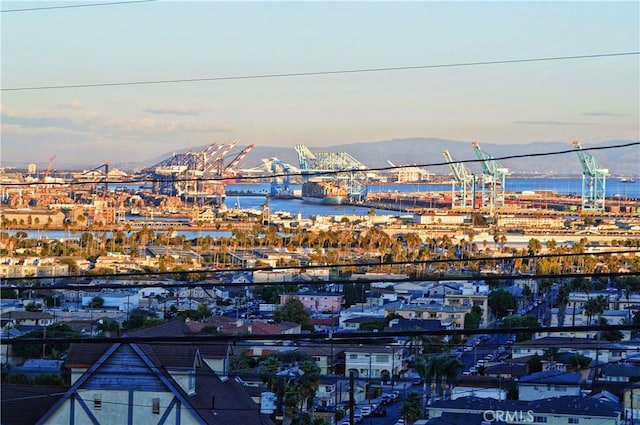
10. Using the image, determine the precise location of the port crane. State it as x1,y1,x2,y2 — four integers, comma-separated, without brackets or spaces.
266,158,295,198
223,144,255,178
471,141,509,211
141,140,251,206
294,144,368,201
75,163,115,191
441,150,475,210
572,140,609,212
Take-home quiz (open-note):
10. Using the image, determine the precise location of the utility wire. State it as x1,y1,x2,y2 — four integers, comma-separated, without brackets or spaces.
5,324,639,345
4,271,639,290
3,142,638,187
0,0,156,13
2,52,638,92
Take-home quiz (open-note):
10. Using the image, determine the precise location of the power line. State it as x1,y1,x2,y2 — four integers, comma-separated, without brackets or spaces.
0,0,156,13
4,324,639,345
3,141,638,188
2,52,638,92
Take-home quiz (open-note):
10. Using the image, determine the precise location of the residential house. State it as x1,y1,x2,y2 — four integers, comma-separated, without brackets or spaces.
40,319,269,425
517,369,582,401
343,345,403,383
512,337,628,364
298,345,341,376
451,376,508,400
384,301,469,329
1,311,56,331
428,395,621,425
280,292,343,314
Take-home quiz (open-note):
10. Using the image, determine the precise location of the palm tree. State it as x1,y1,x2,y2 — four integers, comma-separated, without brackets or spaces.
567,353,591,371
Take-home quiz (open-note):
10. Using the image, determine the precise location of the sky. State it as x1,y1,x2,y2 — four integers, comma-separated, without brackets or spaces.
1,1,639,167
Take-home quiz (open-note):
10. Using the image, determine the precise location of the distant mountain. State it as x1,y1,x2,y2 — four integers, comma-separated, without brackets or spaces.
5,138,637,176
237,138,640,177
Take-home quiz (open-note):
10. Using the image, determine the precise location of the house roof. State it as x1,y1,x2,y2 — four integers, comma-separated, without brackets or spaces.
518,369,582,385
1,384,66,425
601,363,640,378
431,395,620,417
483,362,528,377
426,413,499,425
387,318,443,331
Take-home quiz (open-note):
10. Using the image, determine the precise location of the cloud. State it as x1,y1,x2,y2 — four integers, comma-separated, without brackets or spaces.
0,113,80,130
582,112,628,117
145,104,204,116
514,120,593,126
61,100,84,109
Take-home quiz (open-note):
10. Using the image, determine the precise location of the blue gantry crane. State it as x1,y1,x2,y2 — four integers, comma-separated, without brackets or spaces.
294,144,368,201
471,141,509,211
572,140,609,212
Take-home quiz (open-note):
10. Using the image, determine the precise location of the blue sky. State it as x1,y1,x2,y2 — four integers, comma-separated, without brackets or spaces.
1,1,638,166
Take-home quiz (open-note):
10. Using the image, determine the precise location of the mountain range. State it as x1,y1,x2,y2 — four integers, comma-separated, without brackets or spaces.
6,138,639,176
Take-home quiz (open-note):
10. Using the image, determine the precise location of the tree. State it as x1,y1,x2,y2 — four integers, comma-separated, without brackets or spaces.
464,305,483,331
598,317,624,342
527,354,542,373
567,353,591,371
1,289,17,299
25,302,43,312
400,391,422,423
89,296,104,309
12,324,80,359
274,298,311,328
258,353,320,421
501,315,540,342
488,289,517,319
584,295,607,325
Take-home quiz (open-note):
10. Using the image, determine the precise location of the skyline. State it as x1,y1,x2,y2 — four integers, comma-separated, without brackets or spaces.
1,1,639,166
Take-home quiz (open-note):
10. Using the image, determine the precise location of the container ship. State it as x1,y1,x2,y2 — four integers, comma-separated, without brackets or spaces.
301,180,347,205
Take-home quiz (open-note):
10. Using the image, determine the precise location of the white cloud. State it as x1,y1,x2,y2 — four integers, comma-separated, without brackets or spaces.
145,103,205,116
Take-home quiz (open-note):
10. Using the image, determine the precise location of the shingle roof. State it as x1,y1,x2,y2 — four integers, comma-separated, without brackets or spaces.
431,396,620,417
0,384,65,425
518,369,582,385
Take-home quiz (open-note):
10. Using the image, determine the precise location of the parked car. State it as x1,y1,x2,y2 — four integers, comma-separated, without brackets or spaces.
360,406,372,417
390,390,401,401
380,394,392,405
412,378,424,386
372,405,387,417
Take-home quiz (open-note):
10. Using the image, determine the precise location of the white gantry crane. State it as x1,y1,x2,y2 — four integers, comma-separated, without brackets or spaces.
471,141,509,212
442,149,475,210
572,140,609,213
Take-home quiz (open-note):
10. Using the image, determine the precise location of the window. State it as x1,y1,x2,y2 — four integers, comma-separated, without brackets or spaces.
568,419,579,424
533,416,547,423
93,394,102,410
349,354,358,360
376,355,389,363
152,398,160,414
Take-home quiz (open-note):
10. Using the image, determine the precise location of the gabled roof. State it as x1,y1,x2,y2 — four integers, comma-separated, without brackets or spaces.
41,342,273,425
518,369,582,385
